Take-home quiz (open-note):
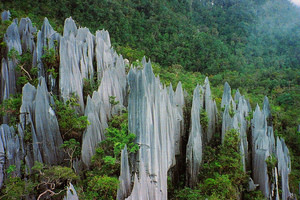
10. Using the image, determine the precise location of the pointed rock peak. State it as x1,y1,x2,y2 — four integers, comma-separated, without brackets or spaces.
234,89,241,101
142,56,147,65
37,77,48,92
144,60,154,79
254,104,261,113
5,21,22,53
224,82,231,90
176,82,182,91
263,96,270,113
1,10,11,21
169,83,173,92
204,76,209,85
63,17,78,37
42,17,54,31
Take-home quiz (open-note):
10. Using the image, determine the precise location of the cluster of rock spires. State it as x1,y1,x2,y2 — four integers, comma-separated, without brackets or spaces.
0,10,294,200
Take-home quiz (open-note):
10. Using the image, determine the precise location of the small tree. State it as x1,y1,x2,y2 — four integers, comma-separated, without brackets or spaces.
61,139,81,168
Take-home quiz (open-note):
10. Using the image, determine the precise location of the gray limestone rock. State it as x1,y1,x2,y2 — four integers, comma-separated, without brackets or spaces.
276,137,291,200
36,18,61,80
34,78,64,164
126,60,184,199
0,124,22,189
95,30,115,80
81,53,126,167
1,21,22,101
204,77,217,143
117,146,131,200
64,183,79,200
234,89,241,105
1,10,10,21
18,17,36,53
4,21,22,53
186,85,203,187
221,82,235,110
19,78,64,166
221,105,233,143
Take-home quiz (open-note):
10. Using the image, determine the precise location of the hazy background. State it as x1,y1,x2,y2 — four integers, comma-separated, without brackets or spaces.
291,0,300,6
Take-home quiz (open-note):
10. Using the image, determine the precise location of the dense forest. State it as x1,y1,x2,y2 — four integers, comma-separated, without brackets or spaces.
0,0,299,199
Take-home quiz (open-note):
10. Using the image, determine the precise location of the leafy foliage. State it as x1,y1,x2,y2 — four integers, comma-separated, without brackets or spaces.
61,139,81,167
31,161,78,200
53,95,89,139
84,175,119,200
0,94,22,126
91,111,138,176
41,46,59,79
7,48,38,88
176,129,248,199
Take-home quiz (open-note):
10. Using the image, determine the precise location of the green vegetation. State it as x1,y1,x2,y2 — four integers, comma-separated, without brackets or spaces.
41,45,59,79
85,175,119,200
61,139,81,168
91,111,138,176
200,109,208,130
0,94,22,126
83,77,100,102
175,129,263,200
53,95,89,140
8,48,38,88
1,0,300,198
31,161,78,199
80,110,137,199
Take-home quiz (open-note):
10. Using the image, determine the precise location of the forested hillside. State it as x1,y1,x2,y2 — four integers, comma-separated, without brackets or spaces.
0,0,299,199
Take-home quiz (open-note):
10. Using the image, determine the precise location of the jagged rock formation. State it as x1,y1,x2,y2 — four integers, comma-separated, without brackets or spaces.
0,124,22,188
251,98,275,197
276,137,291,200
81,40,126,167
0,11,295,200
20,78,65,166
117,145,131,200
36,18,60,92
203,77,218,143
186,85,203,187
1,10,10,21
125,60,184,199
251,97,292,199
1,20,22,104
64,183,79,200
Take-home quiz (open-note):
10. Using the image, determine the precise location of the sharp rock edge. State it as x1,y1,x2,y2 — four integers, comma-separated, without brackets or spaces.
64,183,79,200
81,41,127,167
186,84,203,187
126,60,184,199
251,97,292,199
1,10,10,21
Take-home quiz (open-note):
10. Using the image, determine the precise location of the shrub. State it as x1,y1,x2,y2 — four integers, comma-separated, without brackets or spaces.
53,95,89,139
0,94,22,126
85,175,119,200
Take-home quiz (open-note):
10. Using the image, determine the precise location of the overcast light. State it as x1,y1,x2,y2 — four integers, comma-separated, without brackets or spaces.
291,0,300,6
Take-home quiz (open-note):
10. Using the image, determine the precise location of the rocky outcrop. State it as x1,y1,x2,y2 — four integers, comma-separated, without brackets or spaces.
59,18,85,113
81,50,126,167
1,21,22,103
0,124,22,188
186,85,203,187
117,145,131,200
276,137,291,200
64,183,79,200
20,78,64,166
1,10,10,21
36,18,60,93
18,17,36,54
126,60,184,199
250,97,293,199
203,77,217,143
